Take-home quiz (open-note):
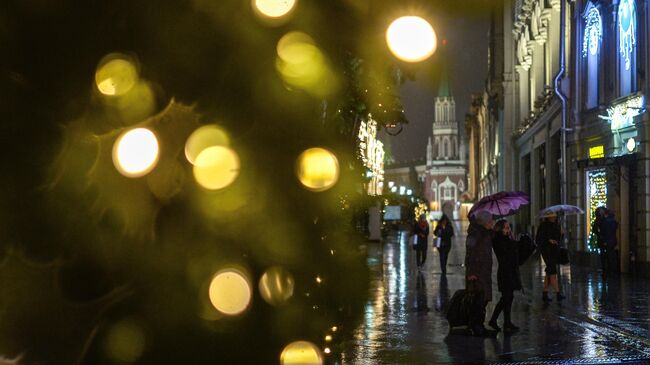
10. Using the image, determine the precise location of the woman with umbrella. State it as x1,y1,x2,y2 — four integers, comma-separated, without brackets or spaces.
536,204,583,302
488,219,536,333
536,213,564,303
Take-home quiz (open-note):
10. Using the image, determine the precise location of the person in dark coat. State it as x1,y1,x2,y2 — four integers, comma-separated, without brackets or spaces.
412,215,430,269
536,214,564,302
600,209,619,278
433,214,454,274
465,210,495,335
488,219,535,333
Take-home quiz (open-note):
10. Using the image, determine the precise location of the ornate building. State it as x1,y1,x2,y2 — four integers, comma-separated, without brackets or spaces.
424,73,468,218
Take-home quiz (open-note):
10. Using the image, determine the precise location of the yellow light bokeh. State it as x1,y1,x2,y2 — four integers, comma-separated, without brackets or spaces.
280,341,323,365
276,32,337,96
185,125,231,165
254,0,296,18
193,146,240,190
386,16,437,63
208,269,252,316
95,55,139,96
259,266,295,306
104,319,146,363
113,128,160,178
296,148,339,192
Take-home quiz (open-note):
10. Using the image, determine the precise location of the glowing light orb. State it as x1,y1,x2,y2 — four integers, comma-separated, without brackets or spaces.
296,148,339,192
259,267,295,306
386,16,437,62
254,0,296,18
280,341,323,365
113,128,159,178
193,146,240,190
185,125,231,165
208,270,252,316
104,319,146,363
95,55,138,96
627,137,636,152
276,32,337,96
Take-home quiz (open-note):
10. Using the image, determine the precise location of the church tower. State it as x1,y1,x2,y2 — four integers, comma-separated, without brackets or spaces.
425,54,468,219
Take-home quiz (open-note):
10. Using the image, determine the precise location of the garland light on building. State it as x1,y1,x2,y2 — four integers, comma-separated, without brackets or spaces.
600,94,645,130
583,6,602,57
358,114,385,195
587,168,607,252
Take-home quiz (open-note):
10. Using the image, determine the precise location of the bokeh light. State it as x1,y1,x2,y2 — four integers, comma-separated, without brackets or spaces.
280,341,323,365
208,269,252,316
296,148,339,192
259,266,295,306
386,16,437,62
193,146,240,190
104,319,146,363
276,32,338,96
253,0,296,18
185,125,231,165
113,128,160,178
95,54,139,96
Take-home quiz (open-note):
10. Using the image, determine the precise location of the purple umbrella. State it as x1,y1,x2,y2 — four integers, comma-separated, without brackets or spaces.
468,191,530,218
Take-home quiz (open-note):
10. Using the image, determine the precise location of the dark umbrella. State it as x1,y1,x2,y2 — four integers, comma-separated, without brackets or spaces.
468,191,530,218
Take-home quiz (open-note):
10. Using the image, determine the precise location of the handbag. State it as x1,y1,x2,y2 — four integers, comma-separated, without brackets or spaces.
434,237,442,248
559,247,570,265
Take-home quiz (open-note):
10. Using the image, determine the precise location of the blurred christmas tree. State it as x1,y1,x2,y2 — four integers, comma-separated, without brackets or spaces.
0,0,421,363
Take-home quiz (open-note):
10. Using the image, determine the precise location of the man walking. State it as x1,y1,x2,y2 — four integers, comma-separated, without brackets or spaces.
465,210,495,336
601,208,619,279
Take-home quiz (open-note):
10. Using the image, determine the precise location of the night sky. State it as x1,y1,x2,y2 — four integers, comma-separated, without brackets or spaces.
382,10,489,163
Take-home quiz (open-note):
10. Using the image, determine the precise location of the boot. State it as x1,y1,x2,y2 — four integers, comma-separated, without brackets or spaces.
556,292,566,301
488,319,501,331
542,291,552,303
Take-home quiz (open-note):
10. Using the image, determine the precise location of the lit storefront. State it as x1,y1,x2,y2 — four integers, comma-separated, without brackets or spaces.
571,0,648,274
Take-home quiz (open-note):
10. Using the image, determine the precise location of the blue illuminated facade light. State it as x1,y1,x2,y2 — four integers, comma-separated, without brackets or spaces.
618,0,637,71
582,6,602,57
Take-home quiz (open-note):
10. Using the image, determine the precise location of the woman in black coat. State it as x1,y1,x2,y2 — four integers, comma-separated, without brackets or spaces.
433,214,454,274
488,219,535,333
536,214,564,302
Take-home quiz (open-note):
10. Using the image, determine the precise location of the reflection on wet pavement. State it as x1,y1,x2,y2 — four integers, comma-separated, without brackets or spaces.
340,222,650,364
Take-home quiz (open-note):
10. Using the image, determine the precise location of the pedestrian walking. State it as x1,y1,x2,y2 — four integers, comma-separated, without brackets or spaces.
465,210,496,336
412,214,430,269
600,208,619,279
488,219,536,333
536,214,565,302
433,214,454,274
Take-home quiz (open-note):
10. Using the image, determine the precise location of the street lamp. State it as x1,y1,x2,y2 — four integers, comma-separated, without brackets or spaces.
386,16,437,63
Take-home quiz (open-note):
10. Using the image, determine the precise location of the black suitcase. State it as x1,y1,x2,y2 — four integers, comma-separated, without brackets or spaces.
446,287,486,334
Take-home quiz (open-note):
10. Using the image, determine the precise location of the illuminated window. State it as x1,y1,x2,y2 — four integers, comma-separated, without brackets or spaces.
586,168,607,252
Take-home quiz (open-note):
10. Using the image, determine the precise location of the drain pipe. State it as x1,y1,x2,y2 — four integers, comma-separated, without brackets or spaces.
554,0,569,237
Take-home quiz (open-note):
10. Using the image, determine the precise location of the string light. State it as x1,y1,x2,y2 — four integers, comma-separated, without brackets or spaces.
586,169,607,252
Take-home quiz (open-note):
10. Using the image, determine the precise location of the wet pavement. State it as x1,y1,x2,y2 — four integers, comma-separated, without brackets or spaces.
340,222,650,364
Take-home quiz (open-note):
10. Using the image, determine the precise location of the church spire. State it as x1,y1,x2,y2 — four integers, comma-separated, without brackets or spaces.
436,39,452,98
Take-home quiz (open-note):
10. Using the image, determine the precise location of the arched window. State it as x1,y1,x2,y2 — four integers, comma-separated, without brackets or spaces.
582,2,601,109
618,0,637,96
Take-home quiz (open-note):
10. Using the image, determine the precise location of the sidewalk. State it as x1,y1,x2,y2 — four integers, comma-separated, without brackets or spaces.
340,223,650,364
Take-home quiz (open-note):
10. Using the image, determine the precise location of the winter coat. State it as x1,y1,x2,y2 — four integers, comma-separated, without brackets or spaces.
602,215,618,249
465,223,494,301
492,233,535,292
434,222,454,253
412,222,429,250
536,221,561,267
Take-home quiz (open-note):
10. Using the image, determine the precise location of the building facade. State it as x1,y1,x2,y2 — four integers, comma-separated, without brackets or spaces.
569,0,650,274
